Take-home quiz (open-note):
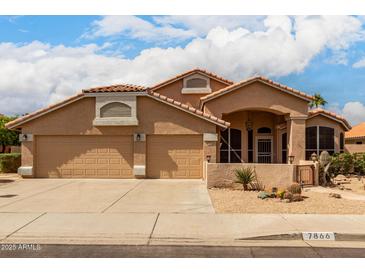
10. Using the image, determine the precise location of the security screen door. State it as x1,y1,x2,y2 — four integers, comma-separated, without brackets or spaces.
256,136,272,163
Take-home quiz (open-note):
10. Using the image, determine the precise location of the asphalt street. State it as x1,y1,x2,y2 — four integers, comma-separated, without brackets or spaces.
1,244,365,258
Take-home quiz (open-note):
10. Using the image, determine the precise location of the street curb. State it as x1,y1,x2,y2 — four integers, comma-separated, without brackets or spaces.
237,233,365,242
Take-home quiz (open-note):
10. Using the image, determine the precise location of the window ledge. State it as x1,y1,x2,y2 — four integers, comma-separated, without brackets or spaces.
93,117,138,126
181,87,212,94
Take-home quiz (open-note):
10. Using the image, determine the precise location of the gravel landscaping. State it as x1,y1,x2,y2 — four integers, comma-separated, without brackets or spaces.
209,187,365,214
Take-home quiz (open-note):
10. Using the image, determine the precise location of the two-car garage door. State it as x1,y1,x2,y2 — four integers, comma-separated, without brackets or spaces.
35,135,203,179
36,136,133,178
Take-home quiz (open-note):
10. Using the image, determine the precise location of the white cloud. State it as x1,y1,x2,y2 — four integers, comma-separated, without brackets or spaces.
353,57,365,68
341,101,365,126
153,15,266,36
84,15,196,43
1,16,364,116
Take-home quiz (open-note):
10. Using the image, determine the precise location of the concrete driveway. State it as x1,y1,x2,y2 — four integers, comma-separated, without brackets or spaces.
0,179,214,213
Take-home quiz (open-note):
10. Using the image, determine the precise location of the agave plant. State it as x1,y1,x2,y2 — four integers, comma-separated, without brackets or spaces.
234,167,256,191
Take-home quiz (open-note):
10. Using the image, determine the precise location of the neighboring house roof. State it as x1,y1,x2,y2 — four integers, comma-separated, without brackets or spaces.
308,108,351,131
345,122,365,139
150,68,234,91
6,87,230,130
199,76,315,107
83,84,147,93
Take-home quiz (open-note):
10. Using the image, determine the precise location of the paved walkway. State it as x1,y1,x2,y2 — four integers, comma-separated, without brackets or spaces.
1,213,365,247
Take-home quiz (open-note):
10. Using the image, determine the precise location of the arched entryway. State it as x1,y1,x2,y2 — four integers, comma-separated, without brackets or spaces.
218,109,289,163
219,128,242,163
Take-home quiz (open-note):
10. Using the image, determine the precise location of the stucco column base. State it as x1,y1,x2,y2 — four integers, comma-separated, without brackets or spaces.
133,140,146,178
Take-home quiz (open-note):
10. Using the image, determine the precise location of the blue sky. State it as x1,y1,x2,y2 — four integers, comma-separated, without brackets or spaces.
1,15,365,125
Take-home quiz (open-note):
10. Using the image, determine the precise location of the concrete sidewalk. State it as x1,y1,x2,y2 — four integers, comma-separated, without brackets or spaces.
1,213,365,247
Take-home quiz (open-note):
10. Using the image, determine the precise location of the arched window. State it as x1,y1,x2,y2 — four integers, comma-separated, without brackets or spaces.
186,78,208,88
100,102,131,118
257,127,272,134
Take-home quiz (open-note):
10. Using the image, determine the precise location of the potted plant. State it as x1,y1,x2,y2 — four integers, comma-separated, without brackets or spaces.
234,167,256,191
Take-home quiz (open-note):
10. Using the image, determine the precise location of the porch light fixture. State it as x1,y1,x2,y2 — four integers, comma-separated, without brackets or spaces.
206,155,211,163
288,155,295,164
136,133,141,141
311,152,318,163
245,120,253,131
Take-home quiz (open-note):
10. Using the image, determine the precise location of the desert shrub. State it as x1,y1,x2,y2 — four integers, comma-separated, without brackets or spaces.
283,192,293,201
277,190,286,199
287,183,302,194
234,167,256,190
0,153,21,173
291,194,303,202
341,153,354,175
248,181,265,191
353,154,365,175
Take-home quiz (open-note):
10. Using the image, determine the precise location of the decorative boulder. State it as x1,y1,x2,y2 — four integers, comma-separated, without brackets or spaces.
257,192,271,199
329,193,341,199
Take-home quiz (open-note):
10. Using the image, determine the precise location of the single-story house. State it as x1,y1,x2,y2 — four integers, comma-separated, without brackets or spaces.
345,122,365,153
6,68,351,179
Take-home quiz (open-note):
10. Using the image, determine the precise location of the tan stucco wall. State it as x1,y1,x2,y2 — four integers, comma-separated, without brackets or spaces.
203,81,309,118
154,78,228,109
20,95,218,177
306,115,347,153
22,96,216,135
206,163,296,190
345,144,365,153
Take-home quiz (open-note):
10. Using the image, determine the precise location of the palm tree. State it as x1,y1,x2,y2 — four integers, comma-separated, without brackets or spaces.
309,93,327,108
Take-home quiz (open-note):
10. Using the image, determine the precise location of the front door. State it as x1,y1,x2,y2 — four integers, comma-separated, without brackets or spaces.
256,136,273,163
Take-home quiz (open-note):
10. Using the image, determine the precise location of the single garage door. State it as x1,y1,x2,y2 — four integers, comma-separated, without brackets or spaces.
147,135,203,179
36,136,133,178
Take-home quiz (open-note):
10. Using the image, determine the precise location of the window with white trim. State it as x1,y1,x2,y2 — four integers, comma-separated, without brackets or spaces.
182,74,211,94
100,102,131,118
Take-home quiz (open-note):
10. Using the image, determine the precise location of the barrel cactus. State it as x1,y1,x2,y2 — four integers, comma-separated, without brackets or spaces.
287,183,302,194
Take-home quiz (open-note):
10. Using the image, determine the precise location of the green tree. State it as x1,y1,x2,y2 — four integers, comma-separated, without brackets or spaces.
309,93,328,108
0,115,20,153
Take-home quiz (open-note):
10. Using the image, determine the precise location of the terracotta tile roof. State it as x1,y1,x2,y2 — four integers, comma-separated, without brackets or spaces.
150,68,234,91
147,90,230,128
308,108,351,131
82,84,147,93
200,76,314,106
6,93,85,129
345,122,365,139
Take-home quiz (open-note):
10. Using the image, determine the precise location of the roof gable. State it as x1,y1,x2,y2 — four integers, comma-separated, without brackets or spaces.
199,76,314,108
308,108,351,131
150,68,233,91
6,88,229,130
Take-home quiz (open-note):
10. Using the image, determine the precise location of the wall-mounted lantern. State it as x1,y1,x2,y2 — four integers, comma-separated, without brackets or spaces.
288,155,295,164
206,155,212,163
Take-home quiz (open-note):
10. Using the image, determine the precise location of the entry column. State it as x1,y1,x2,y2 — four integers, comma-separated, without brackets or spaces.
286,116,306,164
133,133,146,178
